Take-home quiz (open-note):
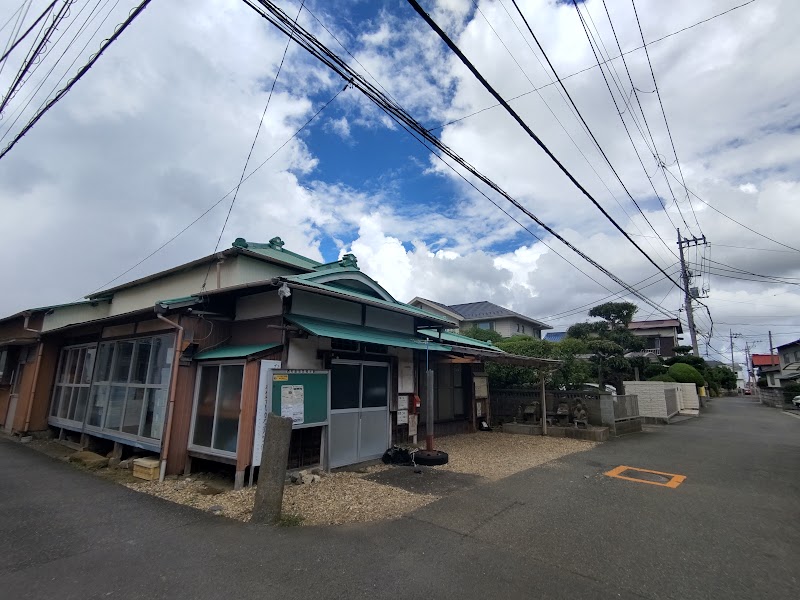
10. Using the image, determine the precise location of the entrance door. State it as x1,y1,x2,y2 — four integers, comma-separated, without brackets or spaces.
329,361,389,468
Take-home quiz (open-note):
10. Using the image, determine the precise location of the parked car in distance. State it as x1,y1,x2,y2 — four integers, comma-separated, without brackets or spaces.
792,395,800,408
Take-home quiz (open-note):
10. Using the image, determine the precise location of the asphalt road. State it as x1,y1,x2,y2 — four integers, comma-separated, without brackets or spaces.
1,397,798,599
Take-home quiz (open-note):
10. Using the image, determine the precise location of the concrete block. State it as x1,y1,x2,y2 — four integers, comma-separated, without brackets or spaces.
68,451,109,470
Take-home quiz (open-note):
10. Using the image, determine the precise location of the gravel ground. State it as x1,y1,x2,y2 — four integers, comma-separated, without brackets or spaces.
126,470,436,526
435,431,597,481
21,431,595,526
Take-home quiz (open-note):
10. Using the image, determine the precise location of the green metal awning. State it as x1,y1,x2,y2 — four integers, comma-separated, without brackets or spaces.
286,315,452,352
193,343,281,361
417,328,499,351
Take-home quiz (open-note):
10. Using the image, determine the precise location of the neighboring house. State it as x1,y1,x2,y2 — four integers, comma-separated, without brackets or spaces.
0,236,555,488
544,331,567,342
627,319,683,358
408,298,552,339
775,339,800,387
751,353,781,388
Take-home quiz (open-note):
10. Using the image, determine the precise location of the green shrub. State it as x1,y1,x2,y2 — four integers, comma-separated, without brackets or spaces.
667,363,705,387
648,373,676,382
644,363,667,378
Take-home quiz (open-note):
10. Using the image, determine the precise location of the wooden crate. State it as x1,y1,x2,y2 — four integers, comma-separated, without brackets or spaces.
133,458,160,481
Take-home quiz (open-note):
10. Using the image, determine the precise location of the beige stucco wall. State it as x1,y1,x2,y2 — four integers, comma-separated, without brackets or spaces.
41,302,112,333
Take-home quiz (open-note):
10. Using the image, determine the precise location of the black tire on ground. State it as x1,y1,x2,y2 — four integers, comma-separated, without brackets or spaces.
413,450,449,466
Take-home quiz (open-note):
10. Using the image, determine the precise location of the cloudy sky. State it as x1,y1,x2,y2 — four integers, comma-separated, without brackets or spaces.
1,0,798,367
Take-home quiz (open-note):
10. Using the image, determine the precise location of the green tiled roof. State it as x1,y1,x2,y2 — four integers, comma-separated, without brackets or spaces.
418,329,499,351
232,236,321,270
286,315,452,352
193,343,281,361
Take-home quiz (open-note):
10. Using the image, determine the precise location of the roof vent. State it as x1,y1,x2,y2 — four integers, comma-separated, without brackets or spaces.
339,253,358,269
269,236,285,250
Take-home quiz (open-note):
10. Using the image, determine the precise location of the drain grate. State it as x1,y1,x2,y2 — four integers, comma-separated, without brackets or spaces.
604,465,686,488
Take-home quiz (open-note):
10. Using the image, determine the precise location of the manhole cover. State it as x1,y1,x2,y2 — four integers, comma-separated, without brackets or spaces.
619,469,669,484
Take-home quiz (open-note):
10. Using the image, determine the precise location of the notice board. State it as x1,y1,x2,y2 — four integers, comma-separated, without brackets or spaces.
270,370,329,429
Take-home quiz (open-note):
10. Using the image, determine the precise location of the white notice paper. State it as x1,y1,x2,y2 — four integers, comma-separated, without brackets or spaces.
397,409,408,425
281,385,304,425
398,395,409,410
408,413,418,436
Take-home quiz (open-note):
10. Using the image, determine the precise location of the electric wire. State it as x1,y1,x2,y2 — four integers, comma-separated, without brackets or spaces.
200,0,306,292
0,0,111,143
568,0,691,236
476,1,675,267
426,0,757,133
243,0,677,318
408,0,683,295
87,81,348,295
0,0,57,65
630,0,703,235
0,0,73,119
663,167,800,254
0,0,150,161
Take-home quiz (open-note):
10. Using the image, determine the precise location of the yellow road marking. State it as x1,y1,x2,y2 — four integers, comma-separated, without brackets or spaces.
604,465,686,488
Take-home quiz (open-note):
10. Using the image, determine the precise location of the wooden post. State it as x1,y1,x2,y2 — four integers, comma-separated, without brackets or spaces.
251,412,293,524
540,375,547,436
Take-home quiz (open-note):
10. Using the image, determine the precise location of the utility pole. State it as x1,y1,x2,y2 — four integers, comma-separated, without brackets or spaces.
769,330,776,366
677,229,706,356
729,330,735,370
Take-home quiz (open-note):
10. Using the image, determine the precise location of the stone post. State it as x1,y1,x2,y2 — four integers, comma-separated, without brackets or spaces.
251,413,293,524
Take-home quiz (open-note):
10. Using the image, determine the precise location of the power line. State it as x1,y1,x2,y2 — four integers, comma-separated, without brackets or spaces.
0,0,152,162
662,167,800,254
475,0,674,267
566,0,690,239
540,265,679,322
408,0,683,293
426,0,758,133
0,0,57,65
0,0,73,119
243,0,677,318
502,0,677,265
200,0,305,292
0,0,114,144
87,82,348,295
630,0,703,236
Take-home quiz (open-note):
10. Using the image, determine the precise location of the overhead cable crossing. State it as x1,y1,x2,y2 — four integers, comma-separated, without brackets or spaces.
241,0,678,319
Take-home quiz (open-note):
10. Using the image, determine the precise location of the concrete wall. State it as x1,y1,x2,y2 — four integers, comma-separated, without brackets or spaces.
677,383,699,410
623,381,672,419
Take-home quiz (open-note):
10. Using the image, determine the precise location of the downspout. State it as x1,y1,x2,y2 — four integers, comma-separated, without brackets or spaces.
22,312,42,433
156,313,184,482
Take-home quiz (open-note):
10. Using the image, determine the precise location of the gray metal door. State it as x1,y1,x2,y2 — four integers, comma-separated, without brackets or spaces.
329,361,389,468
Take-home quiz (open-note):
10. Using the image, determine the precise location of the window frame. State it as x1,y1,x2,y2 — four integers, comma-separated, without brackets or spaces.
83,333,175,445
48,343,98,429
188,360,246,459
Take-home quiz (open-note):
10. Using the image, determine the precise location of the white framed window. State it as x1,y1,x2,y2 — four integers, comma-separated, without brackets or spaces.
189,362,245,457
85,333,175,441
49,344,97,426
477,322,494,330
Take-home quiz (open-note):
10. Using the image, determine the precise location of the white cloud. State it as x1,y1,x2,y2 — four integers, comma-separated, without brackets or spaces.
0,0,798,370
